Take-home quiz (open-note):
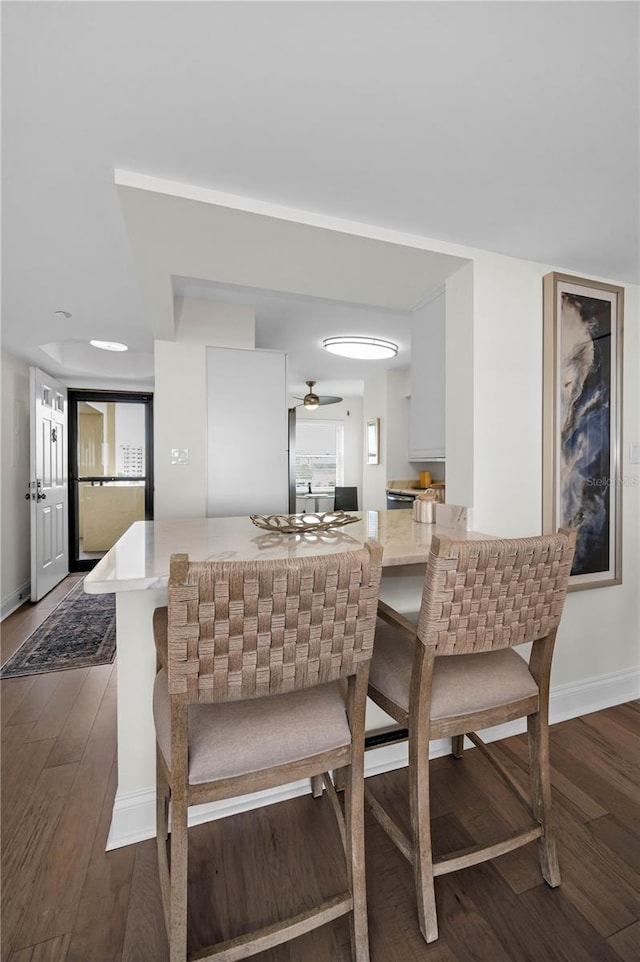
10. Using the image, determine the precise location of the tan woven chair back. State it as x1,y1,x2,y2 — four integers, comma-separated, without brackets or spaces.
417,530,576,656
167,543,383,702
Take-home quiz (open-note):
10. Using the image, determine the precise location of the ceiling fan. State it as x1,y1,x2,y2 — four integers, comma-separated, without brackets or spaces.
292,380,343,410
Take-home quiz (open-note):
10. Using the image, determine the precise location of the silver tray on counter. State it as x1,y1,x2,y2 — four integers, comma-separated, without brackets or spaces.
249,511,360,534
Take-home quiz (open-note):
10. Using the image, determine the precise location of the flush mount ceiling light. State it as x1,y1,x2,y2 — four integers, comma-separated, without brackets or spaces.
89,339,128,352
323,336,398,360
54,310,72,319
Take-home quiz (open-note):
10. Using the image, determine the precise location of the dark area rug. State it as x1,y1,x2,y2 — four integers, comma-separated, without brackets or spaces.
1,579,116,678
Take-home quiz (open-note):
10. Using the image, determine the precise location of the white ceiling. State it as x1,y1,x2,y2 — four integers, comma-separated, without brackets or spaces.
2,1,638,392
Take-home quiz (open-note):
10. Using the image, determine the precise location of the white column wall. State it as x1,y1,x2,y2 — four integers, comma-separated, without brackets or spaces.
471,253,547,536
444,262,474,507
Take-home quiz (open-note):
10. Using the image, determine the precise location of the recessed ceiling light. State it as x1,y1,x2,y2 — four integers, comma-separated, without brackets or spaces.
90,339,128,352
55,310,72,319
323,336,398,360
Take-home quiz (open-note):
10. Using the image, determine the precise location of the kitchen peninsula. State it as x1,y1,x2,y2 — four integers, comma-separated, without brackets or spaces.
85,507,483,849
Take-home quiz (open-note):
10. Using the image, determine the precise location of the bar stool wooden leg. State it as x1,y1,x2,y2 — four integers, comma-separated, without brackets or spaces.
169,793,189,962
528,710,561,887
156,756,171,933
410,729,438,943
345,756,369,962
311,774,324,798
451,734,465,758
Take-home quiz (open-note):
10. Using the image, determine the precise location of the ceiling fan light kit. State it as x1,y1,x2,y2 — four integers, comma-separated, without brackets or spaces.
323,336,398,360
293,380,343,409
303,386,320,409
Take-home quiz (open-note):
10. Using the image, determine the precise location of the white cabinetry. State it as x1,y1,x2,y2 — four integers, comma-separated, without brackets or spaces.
206,347,288,516
409,288,445,460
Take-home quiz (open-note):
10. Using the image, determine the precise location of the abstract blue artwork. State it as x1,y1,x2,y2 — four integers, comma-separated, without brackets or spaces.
543,273,624,590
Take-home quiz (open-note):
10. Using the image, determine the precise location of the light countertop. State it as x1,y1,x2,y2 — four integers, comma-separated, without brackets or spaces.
84,508,488,595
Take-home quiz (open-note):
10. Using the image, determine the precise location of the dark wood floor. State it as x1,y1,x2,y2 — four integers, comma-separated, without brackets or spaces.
2,578,639,962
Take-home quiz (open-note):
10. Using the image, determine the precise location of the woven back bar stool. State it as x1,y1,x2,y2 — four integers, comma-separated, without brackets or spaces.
153,542,383,962
366,530,576,943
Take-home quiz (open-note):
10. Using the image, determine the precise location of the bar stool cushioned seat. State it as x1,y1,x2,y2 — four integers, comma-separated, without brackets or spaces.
154,671,351,783
369,622,539,720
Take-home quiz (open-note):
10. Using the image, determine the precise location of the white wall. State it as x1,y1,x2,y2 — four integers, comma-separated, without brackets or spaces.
174,297,255,346
154,301,256,518
154,341,208,518
386,368,414,480
444,262,474,506
469,253,640,691
341,398,365,498
362,370,388,510
362,368,415,509
1,351,31,615
471,253,549,536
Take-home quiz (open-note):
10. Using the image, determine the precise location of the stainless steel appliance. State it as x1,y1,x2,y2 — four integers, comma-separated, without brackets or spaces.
386,491,417,509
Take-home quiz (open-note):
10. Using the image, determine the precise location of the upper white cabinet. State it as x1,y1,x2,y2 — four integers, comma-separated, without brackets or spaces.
409,288,445,460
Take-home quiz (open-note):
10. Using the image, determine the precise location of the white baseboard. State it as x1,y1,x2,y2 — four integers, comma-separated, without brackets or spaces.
105,664,640,851
1,581,31,621
106,779,313,851
550,667,640,721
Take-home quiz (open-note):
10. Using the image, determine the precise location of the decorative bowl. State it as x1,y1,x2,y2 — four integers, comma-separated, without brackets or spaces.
249,511,360,534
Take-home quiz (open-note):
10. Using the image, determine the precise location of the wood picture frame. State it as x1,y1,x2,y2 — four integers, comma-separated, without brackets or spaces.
366,418,380,465
542,272,624,590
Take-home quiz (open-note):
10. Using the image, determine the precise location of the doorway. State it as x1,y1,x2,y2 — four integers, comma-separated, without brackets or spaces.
68,390,153,571
293,419,345,513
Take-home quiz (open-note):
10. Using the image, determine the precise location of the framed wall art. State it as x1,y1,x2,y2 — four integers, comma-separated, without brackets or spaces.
542,272,624,590
366,418,380,465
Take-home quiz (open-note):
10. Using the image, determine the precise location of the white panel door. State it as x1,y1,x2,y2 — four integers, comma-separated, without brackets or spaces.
29,367,69,600
207,348,288,517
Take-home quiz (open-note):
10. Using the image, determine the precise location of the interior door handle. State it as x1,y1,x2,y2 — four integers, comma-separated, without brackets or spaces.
27,481,47,501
